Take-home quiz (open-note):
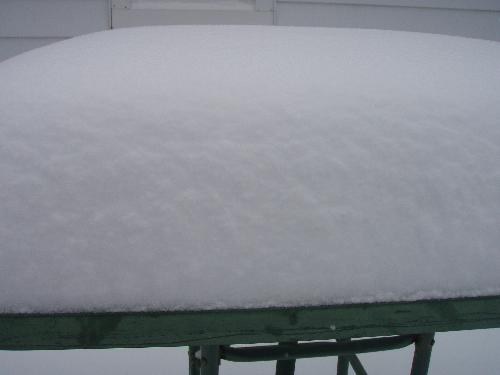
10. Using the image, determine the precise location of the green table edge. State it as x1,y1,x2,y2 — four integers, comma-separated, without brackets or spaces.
1,296,500,350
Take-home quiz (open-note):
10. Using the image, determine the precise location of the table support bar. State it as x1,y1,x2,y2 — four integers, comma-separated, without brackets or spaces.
220,334,416,362
188,333,436,375
410,333,435,375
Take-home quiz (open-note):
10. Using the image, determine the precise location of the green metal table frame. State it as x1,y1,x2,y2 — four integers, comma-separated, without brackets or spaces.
1,296,500,374
188,333,435,375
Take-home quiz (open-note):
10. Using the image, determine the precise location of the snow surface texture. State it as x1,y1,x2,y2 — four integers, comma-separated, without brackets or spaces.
1,26,500,313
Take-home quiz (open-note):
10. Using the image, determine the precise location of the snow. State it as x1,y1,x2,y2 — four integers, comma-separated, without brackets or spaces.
0,26,499,314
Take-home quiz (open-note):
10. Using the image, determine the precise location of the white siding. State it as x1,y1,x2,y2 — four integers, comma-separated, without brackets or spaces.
0,0,110,61
276,0,500,41
1,0,499,61
279,0,500,11
111,0,274,28
0,37,66,62
112,0,500,40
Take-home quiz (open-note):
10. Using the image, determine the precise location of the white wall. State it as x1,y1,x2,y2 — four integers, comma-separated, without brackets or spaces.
1,0,499,61
0,0,110,61
111,0,274,27
276,0,500,41
110,0,500,41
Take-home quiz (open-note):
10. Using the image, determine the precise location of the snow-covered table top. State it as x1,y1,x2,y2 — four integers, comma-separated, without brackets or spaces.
1,26,499,314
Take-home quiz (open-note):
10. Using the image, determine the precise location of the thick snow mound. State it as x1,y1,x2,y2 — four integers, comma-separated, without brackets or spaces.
1,26,500,313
